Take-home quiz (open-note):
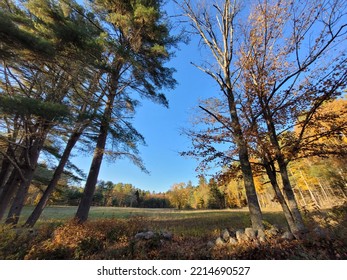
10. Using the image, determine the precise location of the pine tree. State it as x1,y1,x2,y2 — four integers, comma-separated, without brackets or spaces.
75,0,179,222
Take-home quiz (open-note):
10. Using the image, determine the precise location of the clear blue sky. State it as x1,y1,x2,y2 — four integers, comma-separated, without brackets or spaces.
72,43,215,193
71,2,219,193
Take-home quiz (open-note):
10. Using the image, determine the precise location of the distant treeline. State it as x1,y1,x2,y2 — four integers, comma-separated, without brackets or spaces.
26,179,171,209
25,151,347,210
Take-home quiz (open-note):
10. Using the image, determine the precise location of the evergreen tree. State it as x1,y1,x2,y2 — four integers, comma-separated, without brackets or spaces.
0,0,104,224
75,0,179,222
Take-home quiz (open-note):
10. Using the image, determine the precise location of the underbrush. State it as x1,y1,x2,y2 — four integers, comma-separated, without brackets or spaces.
0,204,346,260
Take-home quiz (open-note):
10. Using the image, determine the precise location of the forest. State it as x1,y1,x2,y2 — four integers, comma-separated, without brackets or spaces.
0,0,347,260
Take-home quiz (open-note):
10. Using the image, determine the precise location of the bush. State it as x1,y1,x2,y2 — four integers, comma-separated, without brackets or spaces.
0,225,34,259
25,217,147,260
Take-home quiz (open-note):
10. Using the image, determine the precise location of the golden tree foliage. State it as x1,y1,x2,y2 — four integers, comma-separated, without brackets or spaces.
295,97,347,158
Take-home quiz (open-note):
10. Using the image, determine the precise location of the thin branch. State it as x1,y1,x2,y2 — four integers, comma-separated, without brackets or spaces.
199,105,234,135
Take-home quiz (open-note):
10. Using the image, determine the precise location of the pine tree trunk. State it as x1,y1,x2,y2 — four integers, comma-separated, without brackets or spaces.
5,172,33,225
75,93,117,223
0,116,21,193
0,148,26,221
25,131,83,227
5,132,47,225
0,170,20,221
0,156,12,193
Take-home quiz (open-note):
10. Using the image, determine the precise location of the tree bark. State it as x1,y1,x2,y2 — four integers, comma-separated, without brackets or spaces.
5,172,34,225
262,105,307,234
0,156,12,193
5,131,48,225
24,131,83,227
263,158,300,234
227,95,264,230
75,92,117,223
0,169,20,221
277,156,307,233
299,169,320,208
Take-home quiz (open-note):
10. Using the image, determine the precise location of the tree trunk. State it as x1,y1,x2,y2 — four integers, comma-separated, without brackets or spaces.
5,132,47,225
227,95,263,230
289,169,307,207
0,115,21,193
75,93,117,223
278,158,307,233
262,106,307,234
0,147,26,221
24,131,83,227
296,187,307,207
318,180,331,206
263,159,300,234
299,169,320,208
5,172,34,225
0,156,12,193
0,169,20,221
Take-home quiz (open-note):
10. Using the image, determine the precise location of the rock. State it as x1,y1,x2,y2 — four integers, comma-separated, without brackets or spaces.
267,226,280,237
221,229,230,242
313,227,327,238
161,232,173,240
281,231,294,241
135,232,146,239
245,228,256,240
228,237,238,245
236,230,248,242
215,237,225,246
257,229,266,243
144,231,155,240
258,236,266,243
135,231,155,240
207,241,215,248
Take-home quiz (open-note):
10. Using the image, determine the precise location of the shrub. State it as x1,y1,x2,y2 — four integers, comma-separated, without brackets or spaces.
25,217,147,259
0,225,34,259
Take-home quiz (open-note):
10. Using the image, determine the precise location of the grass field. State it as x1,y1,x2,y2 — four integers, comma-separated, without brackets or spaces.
1,205,346,259
19,206,288,237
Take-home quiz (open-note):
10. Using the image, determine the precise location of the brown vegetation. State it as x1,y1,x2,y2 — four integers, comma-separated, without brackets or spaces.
1,204,346,260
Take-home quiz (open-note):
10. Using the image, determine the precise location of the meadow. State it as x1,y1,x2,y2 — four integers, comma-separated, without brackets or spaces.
1,205,346,260
19,206,287,235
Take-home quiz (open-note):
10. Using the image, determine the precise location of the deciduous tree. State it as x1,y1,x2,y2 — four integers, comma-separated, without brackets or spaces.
177,0,264,230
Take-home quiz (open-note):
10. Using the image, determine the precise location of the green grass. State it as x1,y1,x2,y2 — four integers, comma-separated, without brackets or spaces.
19,206,288,237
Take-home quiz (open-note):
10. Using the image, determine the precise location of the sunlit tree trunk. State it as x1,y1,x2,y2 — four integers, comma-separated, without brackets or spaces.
263,158,299,233
259,100,307,233
299,169,320,208
177,0,264,230
75,93,116,223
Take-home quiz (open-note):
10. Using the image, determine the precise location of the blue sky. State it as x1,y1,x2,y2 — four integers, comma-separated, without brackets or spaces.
72,40,216,193
71,2,219,192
